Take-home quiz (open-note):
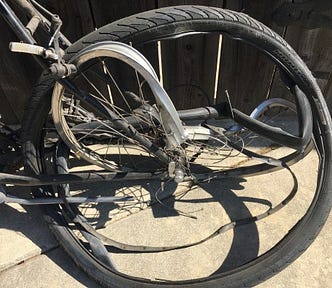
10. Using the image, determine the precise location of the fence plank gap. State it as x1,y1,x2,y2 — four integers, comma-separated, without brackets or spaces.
270,26,332,109
1,1,332,125
157,0,224,109
217,0,285,114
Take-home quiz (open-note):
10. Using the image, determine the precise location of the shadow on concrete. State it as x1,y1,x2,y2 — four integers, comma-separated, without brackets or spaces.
69,174,264,274
1,154,278,284
0,186,101,287
145,177,264,273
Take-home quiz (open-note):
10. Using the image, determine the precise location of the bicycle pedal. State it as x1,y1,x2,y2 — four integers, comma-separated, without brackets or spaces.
9,42,58,60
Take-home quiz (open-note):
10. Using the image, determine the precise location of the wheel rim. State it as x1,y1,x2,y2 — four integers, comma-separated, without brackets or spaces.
30,11,332,285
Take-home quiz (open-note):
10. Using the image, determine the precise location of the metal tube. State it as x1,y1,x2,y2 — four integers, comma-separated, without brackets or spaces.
11,0,38,18
177,102,229,121
1,193,134,205
178,106,220,121
58,78,170,164
0,171,168,186
15,0,72,47
26,14,41,35
0,0,36,44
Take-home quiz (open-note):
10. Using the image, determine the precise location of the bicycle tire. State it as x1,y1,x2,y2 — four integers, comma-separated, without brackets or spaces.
22,6,332,288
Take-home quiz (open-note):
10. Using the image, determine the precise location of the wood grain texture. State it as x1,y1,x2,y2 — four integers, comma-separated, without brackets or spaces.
0,0,331,125
0,17,40,124
157,0,223,109
270,26,332,111
217,0,285,114
89,0,156,28
37,0,94,42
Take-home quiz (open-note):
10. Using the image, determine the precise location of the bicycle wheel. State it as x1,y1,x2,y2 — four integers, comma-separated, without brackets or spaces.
22,6,332,288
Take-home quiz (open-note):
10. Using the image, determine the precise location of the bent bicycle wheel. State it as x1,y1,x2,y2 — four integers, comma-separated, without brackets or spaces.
22,6,332,288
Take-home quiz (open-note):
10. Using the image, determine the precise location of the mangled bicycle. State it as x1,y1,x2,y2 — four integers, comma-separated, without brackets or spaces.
0,0,331,287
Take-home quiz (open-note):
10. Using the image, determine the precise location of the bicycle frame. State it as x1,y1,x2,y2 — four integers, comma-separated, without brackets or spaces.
0,0,71,60
0,0,189,188
0,0,312,191
0,4,325,285
1,0,190,152
0,0,35,44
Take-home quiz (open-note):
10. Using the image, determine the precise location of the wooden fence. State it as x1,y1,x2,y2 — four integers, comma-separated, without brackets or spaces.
0,0,332,124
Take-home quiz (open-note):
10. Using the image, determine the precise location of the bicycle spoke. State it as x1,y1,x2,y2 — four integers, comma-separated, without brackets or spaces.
103,62,132,112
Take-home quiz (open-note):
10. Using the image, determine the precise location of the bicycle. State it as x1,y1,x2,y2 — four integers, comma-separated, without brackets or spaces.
0,1,331,287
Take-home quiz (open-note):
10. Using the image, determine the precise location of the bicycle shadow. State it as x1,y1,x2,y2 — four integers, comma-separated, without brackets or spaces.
0,186,101,287
71,170,266,274
0,154,273,284
148,177,265,273
167,178,267,273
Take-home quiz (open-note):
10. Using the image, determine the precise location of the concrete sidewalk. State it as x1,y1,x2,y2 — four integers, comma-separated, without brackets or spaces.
0,149,331,287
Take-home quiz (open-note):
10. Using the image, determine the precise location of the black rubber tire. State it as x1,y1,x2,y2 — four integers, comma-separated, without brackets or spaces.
22,6,332,288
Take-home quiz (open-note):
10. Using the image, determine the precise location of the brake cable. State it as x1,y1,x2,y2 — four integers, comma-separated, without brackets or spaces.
61,126,299,253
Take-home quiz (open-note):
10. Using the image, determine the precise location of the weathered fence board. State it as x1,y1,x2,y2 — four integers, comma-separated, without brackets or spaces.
89,0,156,28
38,0,95,42
157,0,223,109
217,0,285,113
0,0,331,124
269,26,332,111
0,15,40,124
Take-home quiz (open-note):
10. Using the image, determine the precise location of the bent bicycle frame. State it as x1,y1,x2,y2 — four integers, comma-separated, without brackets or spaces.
0,0,189,189
0,0,312,196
